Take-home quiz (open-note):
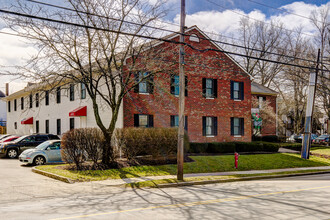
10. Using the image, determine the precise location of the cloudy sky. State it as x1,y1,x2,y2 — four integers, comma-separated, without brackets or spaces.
0,0,328,93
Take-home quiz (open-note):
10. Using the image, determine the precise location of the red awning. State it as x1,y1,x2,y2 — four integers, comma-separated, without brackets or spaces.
21,117,33,125
69,106,87,117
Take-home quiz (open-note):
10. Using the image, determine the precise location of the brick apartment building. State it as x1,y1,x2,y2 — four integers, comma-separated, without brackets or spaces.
124,26,252,143
251,82,278,136
4,26,278,143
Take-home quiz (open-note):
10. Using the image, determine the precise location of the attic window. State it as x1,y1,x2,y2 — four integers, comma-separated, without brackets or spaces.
189,34,199,42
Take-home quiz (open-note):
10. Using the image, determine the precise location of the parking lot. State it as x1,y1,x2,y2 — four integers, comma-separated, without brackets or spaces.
0,158,130,204
0,159,69,203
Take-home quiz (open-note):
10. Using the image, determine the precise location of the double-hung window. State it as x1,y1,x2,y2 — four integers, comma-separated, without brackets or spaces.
70,84,75,101
202,116,217,136
70,118,75,130
134,72,154,94
21,97,24,110
45,120,49,134
36,120,39,133
29,94,32,108
257,96,266,108
202,78,217,98
35,93,39,107
230,81,244,100
45,91,49,106
134,114,154,127
170,75,188,96
56,119,61,135
81,83,86,99
139,72,148,93
14,99,17,111
170,115,188,130
231,117,244,136
8,101,11,112
56,87,61,103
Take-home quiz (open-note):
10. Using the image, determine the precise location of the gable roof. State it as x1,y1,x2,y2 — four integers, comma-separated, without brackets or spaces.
251,82,278,96
145,25,252,78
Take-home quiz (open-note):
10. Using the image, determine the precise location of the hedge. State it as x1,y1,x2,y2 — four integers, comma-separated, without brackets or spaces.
252,135,285,143
189,141,280,154
114,127,190,162
62,128,104,170
280,143,323,151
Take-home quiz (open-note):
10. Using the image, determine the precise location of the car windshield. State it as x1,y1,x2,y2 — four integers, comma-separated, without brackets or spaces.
318,135,329,139
13,135,29,143
36,141,51,150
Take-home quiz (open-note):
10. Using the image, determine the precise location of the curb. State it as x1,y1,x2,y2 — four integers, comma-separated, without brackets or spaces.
32,167,74,184
155,170,330,188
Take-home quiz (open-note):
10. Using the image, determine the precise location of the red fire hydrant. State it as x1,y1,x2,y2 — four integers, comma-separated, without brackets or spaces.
235,152,240,169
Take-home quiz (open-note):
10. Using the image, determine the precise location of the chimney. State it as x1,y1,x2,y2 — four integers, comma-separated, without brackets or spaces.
5,83,9,96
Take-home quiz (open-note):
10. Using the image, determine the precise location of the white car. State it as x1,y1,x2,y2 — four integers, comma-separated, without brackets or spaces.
19,140,62,165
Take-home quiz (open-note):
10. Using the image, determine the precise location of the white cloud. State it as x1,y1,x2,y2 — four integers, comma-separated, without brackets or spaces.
171,2,327,40
0,28,36,93
270,2,321,34
173,9,266,36
0,28,37,66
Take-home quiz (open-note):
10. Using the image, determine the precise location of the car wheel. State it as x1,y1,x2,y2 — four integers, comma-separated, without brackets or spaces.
7,149,18,159
33,156,45,166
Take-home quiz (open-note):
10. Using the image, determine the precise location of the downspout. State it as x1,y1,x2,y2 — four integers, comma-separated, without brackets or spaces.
276,95,278,136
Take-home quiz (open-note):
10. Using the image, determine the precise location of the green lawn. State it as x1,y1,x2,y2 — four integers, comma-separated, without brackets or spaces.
36,153,330,182
311,147,330,156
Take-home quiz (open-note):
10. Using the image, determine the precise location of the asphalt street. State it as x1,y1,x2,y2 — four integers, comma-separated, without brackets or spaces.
1,159,330,220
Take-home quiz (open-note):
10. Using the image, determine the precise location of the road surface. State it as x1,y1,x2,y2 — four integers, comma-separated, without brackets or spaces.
1,171,330,220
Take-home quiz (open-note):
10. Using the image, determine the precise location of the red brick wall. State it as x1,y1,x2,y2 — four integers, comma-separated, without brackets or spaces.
123,28,252,143
252,94,277,136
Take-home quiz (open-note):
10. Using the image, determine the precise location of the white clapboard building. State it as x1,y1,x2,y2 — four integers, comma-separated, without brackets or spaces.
3,82,123,136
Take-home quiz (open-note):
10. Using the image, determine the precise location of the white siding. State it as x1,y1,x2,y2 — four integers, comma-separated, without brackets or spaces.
6,83,123,136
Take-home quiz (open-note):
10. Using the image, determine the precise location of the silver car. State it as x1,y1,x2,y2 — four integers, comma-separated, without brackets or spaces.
19,140,62,165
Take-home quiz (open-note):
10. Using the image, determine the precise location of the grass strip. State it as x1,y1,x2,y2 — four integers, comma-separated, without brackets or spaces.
36,153,330,182
311,148,330,156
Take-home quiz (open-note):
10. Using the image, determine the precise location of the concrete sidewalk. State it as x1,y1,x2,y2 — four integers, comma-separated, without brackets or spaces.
77,166,330,187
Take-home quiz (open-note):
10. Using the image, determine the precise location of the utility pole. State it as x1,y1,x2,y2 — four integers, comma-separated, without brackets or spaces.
301,49,320,159
177,0,185,180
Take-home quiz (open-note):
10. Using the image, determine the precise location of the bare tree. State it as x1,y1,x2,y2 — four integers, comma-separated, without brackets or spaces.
237,17,288,87
2,0,170,167
274,30,315,134
310,4,330,122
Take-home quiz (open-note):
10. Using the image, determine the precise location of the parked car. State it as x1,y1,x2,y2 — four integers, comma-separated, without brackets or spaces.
313,134,329,145
19,140,62,165
293,134,318,143
0,134,60,159
293,134,303,143
287,134,297,142
0,136,20,143
0,134,11,140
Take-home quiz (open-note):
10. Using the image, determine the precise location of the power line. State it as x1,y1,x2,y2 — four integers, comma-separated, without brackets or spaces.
25,0,325,65
2,8,330,74
24,0,326,65
205,0,316,38
25,0,177,35
0,9,182,45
